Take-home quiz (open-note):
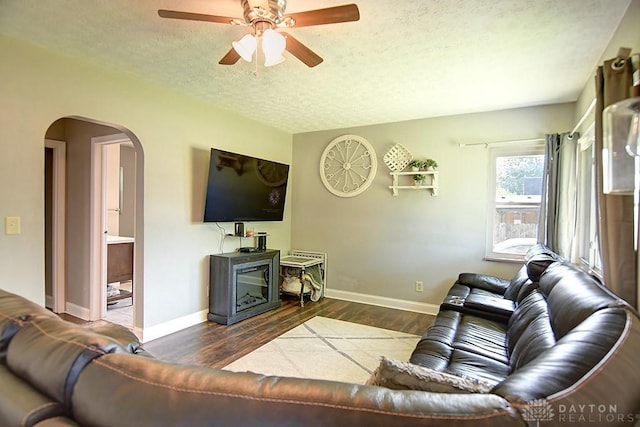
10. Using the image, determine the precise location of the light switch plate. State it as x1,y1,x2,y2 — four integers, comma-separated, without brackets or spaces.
5,216,21,235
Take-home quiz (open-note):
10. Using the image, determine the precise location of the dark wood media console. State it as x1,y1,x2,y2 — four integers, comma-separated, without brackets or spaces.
208,250,281,325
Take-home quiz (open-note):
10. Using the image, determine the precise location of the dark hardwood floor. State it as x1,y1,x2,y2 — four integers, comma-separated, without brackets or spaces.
64,297,434,369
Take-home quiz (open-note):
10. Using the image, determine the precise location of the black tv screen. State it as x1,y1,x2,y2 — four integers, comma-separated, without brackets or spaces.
203,148,289,222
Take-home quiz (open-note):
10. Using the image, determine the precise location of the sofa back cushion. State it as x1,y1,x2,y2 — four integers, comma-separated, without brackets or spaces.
6,317,139,405
0,364,68,427
505,291,555,371
524,244,563,282
540,263,627,338
494,308,631,403
502,266,530,301
0,288,59,362
503,245,561,302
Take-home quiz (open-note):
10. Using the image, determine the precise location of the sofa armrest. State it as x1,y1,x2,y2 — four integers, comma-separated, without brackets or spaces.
457,273,510,295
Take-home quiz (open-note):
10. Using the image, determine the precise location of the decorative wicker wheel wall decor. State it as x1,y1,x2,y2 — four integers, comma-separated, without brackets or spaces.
319,134,378,197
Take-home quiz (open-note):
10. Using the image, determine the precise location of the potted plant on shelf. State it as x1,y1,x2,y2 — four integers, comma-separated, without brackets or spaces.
423,159,438,170
409,160,422,172
413,173,427,186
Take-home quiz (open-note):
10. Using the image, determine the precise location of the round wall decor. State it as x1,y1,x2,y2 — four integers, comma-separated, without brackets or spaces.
319,134,377,197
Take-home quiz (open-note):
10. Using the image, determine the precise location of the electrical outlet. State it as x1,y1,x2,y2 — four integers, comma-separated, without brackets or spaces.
415,281,424,292
5,216,21,235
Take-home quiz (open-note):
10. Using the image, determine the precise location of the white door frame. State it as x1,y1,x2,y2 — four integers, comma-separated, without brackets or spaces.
89,133,132,321
45,139,66,313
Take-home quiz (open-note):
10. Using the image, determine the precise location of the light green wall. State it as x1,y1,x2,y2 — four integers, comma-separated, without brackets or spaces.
292,104,575,304
0,35,293,328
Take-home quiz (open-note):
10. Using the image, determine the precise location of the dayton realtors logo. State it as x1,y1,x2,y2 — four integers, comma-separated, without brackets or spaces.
522,400,554,426
521,399,639,425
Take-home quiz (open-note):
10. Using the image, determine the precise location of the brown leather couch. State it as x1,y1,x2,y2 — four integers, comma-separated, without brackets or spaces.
1,246,639,426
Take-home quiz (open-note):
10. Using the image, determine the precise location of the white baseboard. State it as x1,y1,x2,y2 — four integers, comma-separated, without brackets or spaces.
324,289,440,316
141,309,208,343
139,292,437,344
65,302,91,320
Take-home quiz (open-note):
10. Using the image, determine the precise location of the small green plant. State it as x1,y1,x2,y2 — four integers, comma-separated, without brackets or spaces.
413,173,427,184
409,159,422,169
423,159,438,170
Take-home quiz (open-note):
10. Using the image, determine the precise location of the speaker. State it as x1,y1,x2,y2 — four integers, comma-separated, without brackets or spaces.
234,222,244,237
257,233,267,251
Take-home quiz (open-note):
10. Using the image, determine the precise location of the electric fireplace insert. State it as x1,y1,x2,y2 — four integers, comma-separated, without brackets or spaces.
208,250,281,325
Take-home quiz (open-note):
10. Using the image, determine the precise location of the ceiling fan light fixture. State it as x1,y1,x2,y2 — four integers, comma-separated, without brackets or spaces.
159,2,361,68
262,29,286,66
264,53,286,67
232,34,257,62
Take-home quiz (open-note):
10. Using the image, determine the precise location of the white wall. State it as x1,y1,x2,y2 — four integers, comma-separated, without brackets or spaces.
0,35,293,329
292,104,575,306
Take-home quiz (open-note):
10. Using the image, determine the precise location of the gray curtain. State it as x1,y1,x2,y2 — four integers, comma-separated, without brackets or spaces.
538,132,578,257
595,57,637,308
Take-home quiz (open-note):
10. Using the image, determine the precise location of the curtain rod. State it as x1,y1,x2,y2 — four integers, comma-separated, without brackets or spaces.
459,97,598,148
458,138,545,148
570,98,597,136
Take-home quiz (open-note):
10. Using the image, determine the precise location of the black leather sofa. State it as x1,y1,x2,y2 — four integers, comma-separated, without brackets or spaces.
410,245,640,424
1,245,639,426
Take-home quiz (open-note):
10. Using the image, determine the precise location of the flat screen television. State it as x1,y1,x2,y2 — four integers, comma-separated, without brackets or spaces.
203,148,289,222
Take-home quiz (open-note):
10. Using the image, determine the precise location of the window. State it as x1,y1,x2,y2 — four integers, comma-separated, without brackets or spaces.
575,124,602,274
486,145,545,260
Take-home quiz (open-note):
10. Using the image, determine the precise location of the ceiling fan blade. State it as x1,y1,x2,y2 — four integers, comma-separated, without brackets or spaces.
282,32,323,68
286,4,360,28
158,9,237,25
219,48,241,65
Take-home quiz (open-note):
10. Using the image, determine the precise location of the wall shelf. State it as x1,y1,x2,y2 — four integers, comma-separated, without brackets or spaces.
389,171,439,196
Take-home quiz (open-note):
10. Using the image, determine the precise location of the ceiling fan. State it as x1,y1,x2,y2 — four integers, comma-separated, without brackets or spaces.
158,0,360,68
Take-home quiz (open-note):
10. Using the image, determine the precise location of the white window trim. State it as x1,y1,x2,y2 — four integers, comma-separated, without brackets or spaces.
485,142,545,262
575,122,602,277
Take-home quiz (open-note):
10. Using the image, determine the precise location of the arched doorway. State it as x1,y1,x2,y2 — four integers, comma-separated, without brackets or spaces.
44,117,144,335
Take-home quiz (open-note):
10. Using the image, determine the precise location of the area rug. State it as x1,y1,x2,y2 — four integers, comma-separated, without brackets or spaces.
223,316,421,384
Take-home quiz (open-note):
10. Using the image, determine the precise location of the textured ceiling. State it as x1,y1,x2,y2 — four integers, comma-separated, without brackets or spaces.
0,0,632,133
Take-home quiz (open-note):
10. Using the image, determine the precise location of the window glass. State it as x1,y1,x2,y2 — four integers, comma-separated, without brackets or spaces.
487,147,544,259
575,124,602,275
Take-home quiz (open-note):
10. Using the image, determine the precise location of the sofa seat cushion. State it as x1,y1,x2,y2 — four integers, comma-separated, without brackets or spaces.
367,356,494,393
414,309,509,364
453,316,509,365
411,310,510,384
418,309,461,345
408,339,453,371
445,349,510,385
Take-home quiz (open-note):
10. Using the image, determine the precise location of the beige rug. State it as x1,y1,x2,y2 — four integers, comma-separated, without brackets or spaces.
223,316,421,384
